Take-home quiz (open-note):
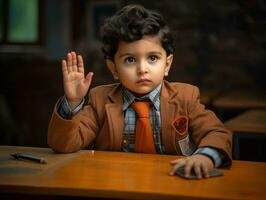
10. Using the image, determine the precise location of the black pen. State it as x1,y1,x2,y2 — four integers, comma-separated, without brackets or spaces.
10,153,47,164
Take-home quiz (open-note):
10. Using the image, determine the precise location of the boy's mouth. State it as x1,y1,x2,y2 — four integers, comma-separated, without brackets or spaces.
136,79,151,84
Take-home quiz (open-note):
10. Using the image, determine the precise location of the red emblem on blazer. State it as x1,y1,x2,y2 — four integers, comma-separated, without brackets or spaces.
171,115,189,136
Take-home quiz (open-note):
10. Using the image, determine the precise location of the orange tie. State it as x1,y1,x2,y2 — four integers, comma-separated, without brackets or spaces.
131,101,156,154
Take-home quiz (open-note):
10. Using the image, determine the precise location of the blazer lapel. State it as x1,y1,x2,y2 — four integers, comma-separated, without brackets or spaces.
105,104,124,150
161,81,182,154
105,85,124,150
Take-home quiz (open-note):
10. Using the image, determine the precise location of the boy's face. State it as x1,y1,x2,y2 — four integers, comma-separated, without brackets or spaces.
107,36,173,96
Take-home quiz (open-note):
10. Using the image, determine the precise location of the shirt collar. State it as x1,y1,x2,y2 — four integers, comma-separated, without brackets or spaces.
122,83,162,111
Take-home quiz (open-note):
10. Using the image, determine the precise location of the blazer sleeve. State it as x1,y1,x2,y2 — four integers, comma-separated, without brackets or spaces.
47,94,99,153
188,86,232,167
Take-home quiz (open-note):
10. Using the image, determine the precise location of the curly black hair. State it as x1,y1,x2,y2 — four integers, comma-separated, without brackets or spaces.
100,4,175,61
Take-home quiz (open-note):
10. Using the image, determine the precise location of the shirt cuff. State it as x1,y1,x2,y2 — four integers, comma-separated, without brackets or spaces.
193,147,224,168
58,96,84,119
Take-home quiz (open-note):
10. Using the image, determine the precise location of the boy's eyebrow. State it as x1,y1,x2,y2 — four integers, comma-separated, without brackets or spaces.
118,51,162,58
118,53,133,58
149,51,162,55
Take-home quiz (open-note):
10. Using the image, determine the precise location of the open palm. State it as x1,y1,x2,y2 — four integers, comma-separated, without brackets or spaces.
62,52,93,103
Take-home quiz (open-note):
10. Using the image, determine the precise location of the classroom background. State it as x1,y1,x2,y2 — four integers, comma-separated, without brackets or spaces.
0,0,265,161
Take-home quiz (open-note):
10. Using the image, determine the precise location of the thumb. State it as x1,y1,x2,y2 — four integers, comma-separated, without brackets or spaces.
170,159,179,165
84,72,94,86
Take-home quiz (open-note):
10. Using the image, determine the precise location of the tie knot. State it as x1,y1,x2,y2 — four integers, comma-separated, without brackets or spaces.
131,101,150,118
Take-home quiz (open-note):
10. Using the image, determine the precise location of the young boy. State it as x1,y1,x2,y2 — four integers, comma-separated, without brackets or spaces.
48,4,232,179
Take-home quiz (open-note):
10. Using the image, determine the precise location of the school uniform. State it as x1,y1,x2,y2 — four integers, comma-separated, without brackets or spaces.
48,80,232,167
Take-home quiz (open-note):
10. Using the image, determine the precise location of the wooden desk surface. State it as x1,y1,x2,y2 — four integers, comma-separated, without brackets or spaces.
213,90,266,109
225,109,266,134
0,146,266,200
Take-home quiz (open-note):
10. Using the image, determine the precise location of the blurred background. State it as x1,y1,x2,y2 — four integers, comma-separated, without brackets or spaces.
0,0,265,161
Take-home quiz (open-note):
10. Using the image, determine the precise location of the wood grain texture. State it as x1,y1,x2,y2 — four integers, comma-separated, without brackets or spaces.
213,90,266,109
225,109,266,134
0,146,266,200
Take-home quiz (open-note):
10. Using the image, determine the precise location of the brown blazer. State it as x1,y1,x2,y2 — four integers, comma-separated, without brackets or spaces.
48,81,232,166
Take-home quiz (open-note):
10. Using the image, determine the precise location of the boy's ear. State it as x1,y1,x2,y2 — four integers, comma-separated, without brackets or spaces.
164,54,173,76
106,59,119,80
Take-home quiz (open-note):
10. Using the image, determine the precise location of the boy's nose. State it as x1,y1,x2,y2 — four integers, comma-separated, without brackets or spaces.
137,61,148,74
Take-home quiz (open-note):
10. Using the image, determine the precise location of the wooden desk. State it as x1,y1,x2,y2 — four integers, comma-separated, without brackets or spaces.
225,109,266,160
213,90,266,110
0,146,266,200
212,90,266,121
225,109,266,134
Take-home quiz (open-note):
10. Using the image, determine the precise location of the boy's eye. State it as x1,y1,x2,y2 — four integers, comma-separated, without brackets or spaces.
148,55,158,62
125,57,136,64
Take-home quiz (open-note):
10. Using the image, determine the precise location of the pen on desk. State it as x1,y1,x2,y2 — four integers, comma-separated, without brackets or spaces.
10,153,47,164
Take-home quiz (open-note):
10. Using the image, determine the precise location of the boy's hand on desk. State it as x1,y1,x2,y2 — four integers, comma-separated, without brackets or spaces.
62,51,94,109
169,154,214,179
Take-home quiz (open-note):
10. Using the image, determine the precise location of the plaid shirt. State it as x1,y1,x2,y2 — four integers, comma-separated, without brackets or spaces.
121,84,165,154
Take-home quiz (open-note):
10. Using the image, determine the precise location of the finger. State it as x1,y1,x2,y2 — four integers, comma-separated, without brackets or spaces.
170,156,185,165
77,55,84,73
62,60,68,78
169,160,186,176
184,160,193,178
71,51,78,72
202,165,210,178
67,53,72,72
170,159,180,165
193,162,202,179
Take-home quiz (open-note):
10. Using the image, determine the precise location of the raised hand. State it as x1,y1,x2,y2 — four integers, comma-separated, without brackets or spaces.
62,51,93,109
